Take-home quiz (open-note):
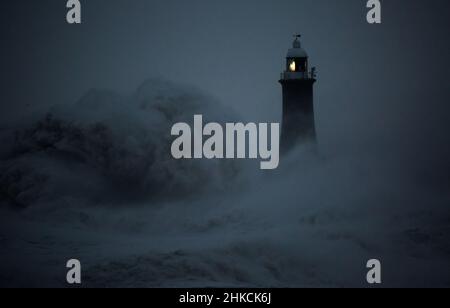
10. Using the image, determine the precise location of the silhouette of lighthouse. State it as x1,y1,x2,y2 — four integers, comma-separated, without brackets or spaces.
279,35,317,152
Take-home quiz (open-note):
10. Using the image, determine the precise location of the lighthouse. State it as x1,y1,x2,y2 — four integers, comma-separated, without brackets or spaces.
279,35,317,153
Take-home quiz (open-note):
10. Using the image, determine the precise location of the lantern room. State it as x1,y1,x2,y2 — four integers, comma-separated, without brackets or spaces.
282,35,310,80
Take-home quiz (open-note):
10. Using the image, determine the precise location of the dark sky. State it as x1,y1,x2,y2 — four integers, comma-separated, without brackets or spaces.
1,0,450,162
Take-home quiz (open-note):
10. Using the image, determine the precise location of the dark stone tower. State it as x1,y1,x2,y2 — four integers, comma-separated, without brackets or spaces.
279,35,317,153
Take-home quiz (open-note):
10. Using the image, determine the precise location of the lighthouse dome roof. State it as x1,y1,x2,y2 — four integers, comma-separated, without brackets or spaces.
287,47,308,58
287,36,308,58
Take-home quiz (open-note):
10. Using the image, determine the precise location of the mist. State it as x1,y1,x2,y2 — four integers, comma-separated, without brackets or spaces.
1,76,449,287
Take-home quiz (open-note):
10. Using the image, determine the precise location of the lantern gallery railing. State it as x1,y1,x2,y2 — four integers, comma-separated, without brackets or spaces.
280,71,316,80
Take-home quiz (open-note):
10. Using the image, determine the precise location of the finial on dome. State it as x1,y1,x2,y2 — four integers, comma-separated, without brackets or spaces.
293,34,301,48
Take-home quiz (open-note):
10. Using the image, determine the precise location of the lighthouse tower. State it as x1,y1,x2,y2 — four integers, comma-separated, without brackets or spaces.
279,35,317,152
